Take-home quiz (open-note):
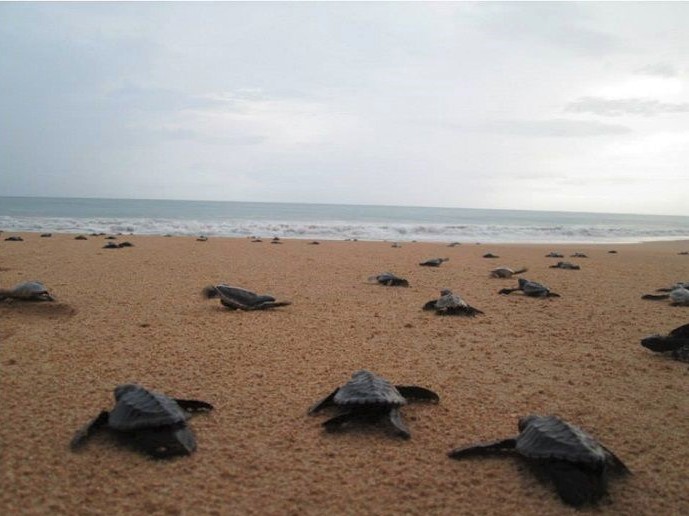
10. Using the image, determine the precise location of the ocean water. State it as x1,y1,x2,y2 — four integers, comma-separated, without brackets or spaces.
1,196,688,244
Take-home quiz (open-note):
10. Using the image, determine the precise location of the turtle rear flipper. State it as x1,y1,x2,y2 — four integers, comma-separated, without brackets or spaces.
539,459,607,507
321,411,370,432
396,386,440,403
70,411,110,450
669,323,689,337
307,388,340,415
641,294,670,301
388,408,411,439
513,268,528,275
546,292,561,298
128,424,197,458
448,437,518,459
174,399,214,413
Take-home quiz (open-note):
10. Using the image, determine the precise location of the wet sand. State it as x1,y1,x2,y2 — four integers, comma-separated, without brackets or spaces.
1,233,688,515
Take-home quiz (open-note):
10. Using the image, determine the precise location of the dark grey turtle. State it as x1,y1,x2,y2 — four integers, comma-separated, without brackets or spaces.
571,252,588,258
308,241,320,245
423,289,483,316
0,281,54,302
271,237,283,244
75,235,88,240
70,384,213,458
545,252,564,258
679,251,689,256
196,236,208,242
482,253,499,259
608,250,618,254
447,242,461,247
4,236,23,241
118,241,134,248
308,370,439,439
499,278,560,298
391,242,402,248
40,233,52,238
250,238,263,243
419,257,449,267
654,281,689,292
641,322,689,362
549,261,580,270
103,242,120,249
368,272,409,287
202,284,291,310
490,266,528,279
641,286,689,306
104,235,117,240
448,414,630,507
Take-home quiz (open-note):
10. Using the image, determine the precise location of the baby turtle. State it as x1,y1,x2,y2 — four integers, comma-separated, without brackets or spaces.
482,253,499,259
545,252,564,258
490,266,528,279
448,414,630,507
118,241,134,247
391,242,402,248
419,257,449,267
75,235,88,240
0,281,54,302
549,261,580,270
196,236,208,242
641,286,689,306
104,235,117,240
641,322,689,362
570,252,588,258
499,278,560,298
271,237,283,244
4,236,23,241
308,370,439,439
202,284,291,310
103,242,120,249
40,233,52,238
368,272,409,287
70,384,213,458
423,289,484,316
447,242,461,247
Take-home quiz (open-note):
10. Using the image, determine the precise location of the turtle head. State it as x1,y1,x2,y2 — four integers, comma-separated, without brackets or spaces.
518,414,539,432
114,384,140,400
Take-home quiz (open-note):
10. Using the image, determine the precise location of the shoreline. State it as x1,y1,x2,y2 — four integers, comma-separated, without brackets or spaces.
1,233,688,514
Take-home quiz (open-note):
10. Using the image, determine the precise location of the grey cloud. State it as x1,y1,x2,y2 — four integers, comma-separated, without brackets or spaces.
478,119,631,137
635,63,679,77
566,96,689,117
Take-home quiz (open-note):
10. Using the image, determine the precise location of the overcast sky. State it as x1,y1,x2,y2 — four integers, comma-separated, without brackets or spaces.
2,2,688,215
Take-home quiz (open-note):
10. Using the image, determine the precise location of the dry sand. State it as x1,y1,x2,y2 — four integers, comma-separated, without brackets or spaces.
1,233,688,515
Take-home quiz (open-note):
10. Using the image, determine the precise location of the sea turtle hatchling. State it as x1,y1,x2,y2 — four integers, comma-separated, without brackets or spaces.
549,261,581,270
448,414,630,507
490,267,528,279
641,286,689,306
203,284,291,310
308,370,439,439
499,278,560,298
419,257,449,267
545,252,564,258
70,384,213,458
641,322,689,362
0,281,54,302
422,289,484,316
368,272,409,287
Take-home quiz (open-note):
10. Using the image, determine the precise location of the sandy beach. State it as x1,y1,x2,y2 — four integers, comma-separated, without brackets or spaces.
1,233,688,515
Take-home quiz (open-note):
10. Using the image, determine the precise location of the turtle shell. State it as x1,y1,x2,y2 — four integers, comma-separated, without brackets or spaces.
516,415,608,466
333,370,407,407
435,291,468,309
108,384,189,431
215,285,275,307
12,281,52,300
519,279,549,296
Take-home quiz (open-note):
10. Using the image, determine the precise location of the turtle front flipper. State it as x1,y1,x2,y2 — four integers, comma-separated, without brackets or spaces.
670,323,689,338
307,388,339,415
70,411,110,450
498,288,519,295
422,300,437,311
539,459,607,507
448,437,517,458
321,411,368,432
641,294,670,301
641,334,686,352
396,386,439,403
252,301,292,310
388,408,411,439
174,399,214,413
